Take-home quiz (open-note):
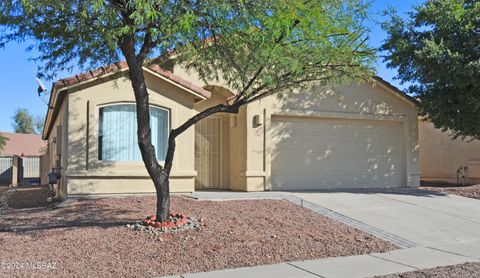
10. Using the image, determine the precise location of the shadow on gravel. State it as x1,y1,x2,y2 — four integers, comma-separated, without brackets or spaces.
0,197,140,233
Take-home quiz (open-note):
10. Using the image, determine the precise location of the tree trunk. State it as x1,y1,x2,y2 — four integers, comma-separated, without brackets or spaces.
119,35,246,223
120,37,170,222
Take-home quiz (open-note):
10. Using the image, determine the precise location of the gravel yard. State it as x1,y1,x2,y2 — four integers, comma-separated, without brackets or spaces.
421,184,480,200
4,185,53,208
0,195,395,277
377,262,480,278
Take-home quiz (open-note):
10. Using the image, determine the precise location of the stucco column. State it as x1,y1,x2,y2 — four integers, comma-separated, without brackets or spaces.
11,155,20,187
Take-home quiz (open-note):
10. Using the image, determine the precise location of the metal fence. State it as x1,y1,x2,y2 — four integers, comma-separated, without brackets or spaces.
20,156,41,185
0,155,42,185
0,156,13,185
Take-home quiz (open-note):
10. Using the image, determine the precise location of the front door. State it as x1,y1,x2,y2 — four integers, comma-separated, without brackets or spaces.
195,117,224,189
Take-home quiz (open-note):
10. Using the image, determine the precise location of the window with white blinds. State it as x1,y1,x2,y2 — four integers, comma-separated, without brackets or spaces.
98,104,169,161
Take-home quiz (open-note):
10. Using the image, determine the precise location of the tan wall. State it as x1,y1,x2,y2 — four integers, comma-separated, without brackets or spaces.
40,154,50,185
242,81,420,191
64,71,198,195
419,120,480,183
46,95,69,199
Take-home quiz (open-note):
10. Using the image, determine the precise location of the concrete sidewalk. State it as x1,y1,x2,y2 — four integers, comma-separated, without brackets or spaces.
163,241,480,278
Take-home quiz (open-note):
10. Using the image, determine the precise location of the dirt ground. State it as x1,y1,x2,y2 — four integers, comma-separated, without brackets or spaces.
0,195,396,277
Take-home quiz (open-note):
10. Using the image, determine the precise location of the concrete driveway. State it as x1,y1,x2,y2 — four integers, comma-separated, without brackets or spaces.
291,188,480,247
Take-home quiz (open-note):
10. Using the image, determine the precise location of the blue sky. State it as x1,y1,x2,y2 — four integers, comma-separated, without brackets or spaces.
0,1,420,132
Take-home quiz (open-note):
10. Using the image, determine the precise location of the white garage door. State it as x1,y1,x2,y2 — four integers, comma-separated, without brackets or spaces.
271,116,405,190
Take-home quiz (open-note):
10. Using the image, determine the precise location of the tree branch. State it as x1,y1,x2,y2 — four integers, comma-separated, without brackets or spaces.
137,27,154,62
164,100,245,174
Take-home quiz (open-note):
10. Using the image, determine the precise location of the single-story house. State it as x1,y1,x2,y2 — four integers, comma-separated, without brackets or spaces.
419,120,480,185
41,63,420,198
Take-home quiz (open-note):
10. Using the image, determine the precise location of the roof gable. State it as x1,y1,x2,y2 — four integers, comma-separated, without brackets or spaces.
42,64,212,139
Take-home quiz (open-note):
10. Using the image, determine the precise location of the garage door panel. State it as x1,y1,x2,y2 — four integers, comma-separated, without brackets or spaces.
272,119,401,136
272,173,400,190
273,150,402,169
271,117,405,190
273,138,401,156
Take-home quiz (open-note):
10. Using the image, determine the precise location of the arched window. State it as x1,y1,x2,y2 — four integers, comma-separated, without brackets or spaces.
98,104,169,161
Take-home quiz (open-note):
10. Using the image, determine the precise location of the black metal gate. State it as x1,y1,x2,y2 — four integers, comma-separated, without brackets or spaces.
0,156,41,185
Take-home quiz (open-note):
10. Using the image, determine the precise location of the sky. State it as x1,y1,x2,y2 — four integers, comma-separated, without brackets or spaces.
0,0,421,133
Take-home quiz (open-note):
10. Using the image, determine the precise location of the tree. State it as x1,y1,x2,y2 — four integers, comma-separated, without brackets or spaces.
35,115,45,135
1,0,374,222
11,108,43,134
13,108,35,134
0,135,8,153
381,0,480,139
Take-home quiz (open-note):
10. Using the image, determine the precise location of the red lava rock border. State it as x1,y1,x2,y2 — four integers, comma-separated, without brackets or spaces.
143,213,188,228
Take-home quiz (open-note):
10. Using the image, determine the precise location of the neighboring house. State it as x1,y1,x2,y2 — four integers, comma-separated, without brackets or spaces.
42,62,420,198
419,120,480,185
0,132,46,156
0,132,47,185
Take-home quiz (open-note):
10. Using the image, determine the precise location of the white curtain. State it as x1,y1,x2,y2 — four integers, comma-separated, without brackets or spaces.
99,104,168,161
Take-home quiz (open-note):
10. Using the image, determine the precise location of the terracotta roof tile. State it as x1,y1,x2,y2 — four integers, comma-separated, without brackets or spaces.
52,62,211,99
0,132,46,156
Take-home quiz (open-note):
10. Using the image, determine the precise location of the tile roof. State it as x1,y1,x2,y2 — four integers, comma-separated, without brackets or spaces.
52,61,211,99
0,132,46,156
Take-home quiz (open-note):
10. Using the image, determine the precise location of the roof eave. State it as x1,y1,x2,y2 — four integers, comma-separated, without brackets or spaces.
41,66,211,139
372,76,419,107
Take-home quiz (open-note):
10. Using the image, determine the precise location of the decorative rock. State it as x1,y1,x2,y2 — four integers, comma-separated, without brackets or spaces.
126,216,200,235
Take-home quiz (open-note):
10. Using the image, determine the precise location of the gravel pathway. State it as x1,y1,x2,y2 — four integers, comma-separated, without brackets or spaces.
0,196,396,277
377,261,480,278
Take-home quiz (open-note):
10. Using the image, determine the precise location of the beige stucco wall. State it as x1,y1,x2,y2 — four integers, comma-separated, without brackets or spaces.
419,120,480,184
46,63,420,194
45,95,69,199
173,64,420,191
64,71,198,195
242,81,420,191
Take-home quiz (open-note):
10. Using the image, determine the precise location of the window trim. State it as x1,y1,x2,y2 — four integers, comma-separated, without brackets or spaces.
97,102,171,162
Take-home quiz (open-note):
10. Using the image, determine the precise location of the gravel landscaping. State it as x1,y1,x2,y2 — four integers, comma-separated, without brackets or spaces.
421,184,480,200
4,185,54,208
0,195,396,277
377,262,480,278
